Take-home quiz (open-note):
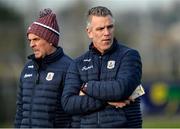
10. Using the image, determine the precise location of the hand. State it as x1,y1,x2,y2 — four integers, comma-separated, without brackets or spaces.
79,90,85,96
108,101,126,108
81,83,87,92
108,97,134,108
79,83,87,96
128,96,135,102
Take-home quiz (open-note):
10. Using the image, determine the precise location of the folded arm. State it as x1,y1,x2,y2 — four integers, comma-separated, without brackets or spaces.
82,50,142,102
61,62,105,115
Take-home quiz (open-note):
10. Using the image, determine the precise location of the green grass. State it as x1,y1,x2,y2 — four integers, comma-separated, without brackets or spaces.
143,115,180,128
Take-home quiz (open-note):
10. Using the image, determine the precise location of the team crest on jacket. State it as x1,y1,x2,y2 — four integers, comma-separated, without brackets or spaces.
46,72,54,81
107,60,115,69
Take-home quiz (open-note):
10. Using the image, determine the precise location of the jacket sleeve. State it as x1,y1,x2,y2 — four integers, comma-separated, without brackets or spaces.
84,49,142,101
61,61,105,115
14,81,23,128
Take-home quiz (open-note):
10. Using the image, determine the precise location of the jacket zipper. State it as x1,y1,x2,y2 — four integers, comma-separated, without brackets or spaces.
97,55,102,127
29,63,40,127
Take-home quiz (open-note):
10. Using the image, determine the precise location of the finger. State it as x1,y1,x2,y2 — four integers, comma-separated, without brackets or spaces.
117,102,126,107
124,100,130,105
129,97,135,102
79,90,85,96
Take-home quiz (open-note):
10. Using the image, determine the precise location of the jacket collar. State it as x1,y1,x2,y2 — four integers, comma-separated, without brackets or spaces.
89,38,118,56
28,47,64,65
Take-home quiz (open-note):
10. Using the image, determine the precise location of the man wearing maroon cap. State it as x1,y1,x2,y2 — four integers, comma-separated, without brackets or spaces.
14,8,72,128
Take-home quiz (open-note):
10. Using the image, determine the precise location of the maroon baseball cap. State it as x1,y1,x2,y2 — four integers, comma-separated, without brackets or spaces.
27,8,60,47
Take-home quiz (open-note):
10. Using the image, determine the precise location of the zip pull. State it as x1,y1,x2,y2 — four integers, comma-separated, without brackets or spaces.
35,72,40,84
33,61,40,84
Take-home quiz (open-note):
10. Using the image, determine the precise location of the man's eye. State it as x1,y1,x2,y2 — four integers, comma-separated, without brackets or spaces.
34,38,39,41
97,27,104,31
108,25,114,29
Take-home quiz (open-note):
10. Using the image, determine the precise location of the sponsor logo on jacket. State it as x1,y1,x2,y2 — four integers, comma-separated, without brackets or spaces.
28,65,34,68
24,74,33,78
82,65,93,71
83,58,91,62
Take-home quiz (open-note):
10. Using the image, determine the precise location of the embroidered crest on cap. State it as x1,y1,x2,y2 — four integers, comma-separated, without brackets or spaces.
46,72,54,81
107,60,115,69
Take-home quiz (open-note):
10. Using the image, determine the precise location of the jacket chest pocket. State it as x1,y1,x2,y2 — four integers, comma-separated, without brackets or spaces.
79,63,120,82
80,69,99,82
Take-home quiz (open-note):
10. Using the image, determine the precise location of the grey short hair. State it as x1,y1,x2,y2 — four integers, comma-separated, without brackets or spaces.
86,6,114,28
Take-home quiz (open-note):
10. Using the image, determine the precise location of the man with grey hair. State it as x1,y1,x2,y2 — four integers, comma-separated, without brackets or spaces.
14,8,72,128
62,6,143,128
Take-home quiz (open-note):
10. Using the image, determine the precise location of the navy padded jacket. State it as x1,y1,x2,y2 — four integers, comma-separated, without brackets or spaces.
14,47,72,128
62,39,142,128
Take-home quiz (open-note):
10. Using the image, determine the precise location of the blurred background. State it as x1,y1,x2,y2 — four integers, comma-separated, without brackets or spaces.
0,0,179,128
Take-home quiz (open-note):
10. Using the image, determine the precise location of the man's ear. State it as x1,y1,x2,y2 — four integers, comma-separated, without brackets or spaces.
86,27,92,39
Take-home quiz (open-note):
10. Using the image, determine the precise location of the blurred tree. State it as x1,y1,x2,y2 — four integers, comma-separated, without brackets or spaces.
59,0,92,58
0,3,25,60
0,4,21,22
0,2,25,127
114,11,141,46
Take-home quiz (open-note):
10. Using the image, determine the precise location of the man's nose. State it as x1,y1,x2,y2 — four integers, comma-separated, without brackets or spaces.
104,28,110,35
30,41,35,47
